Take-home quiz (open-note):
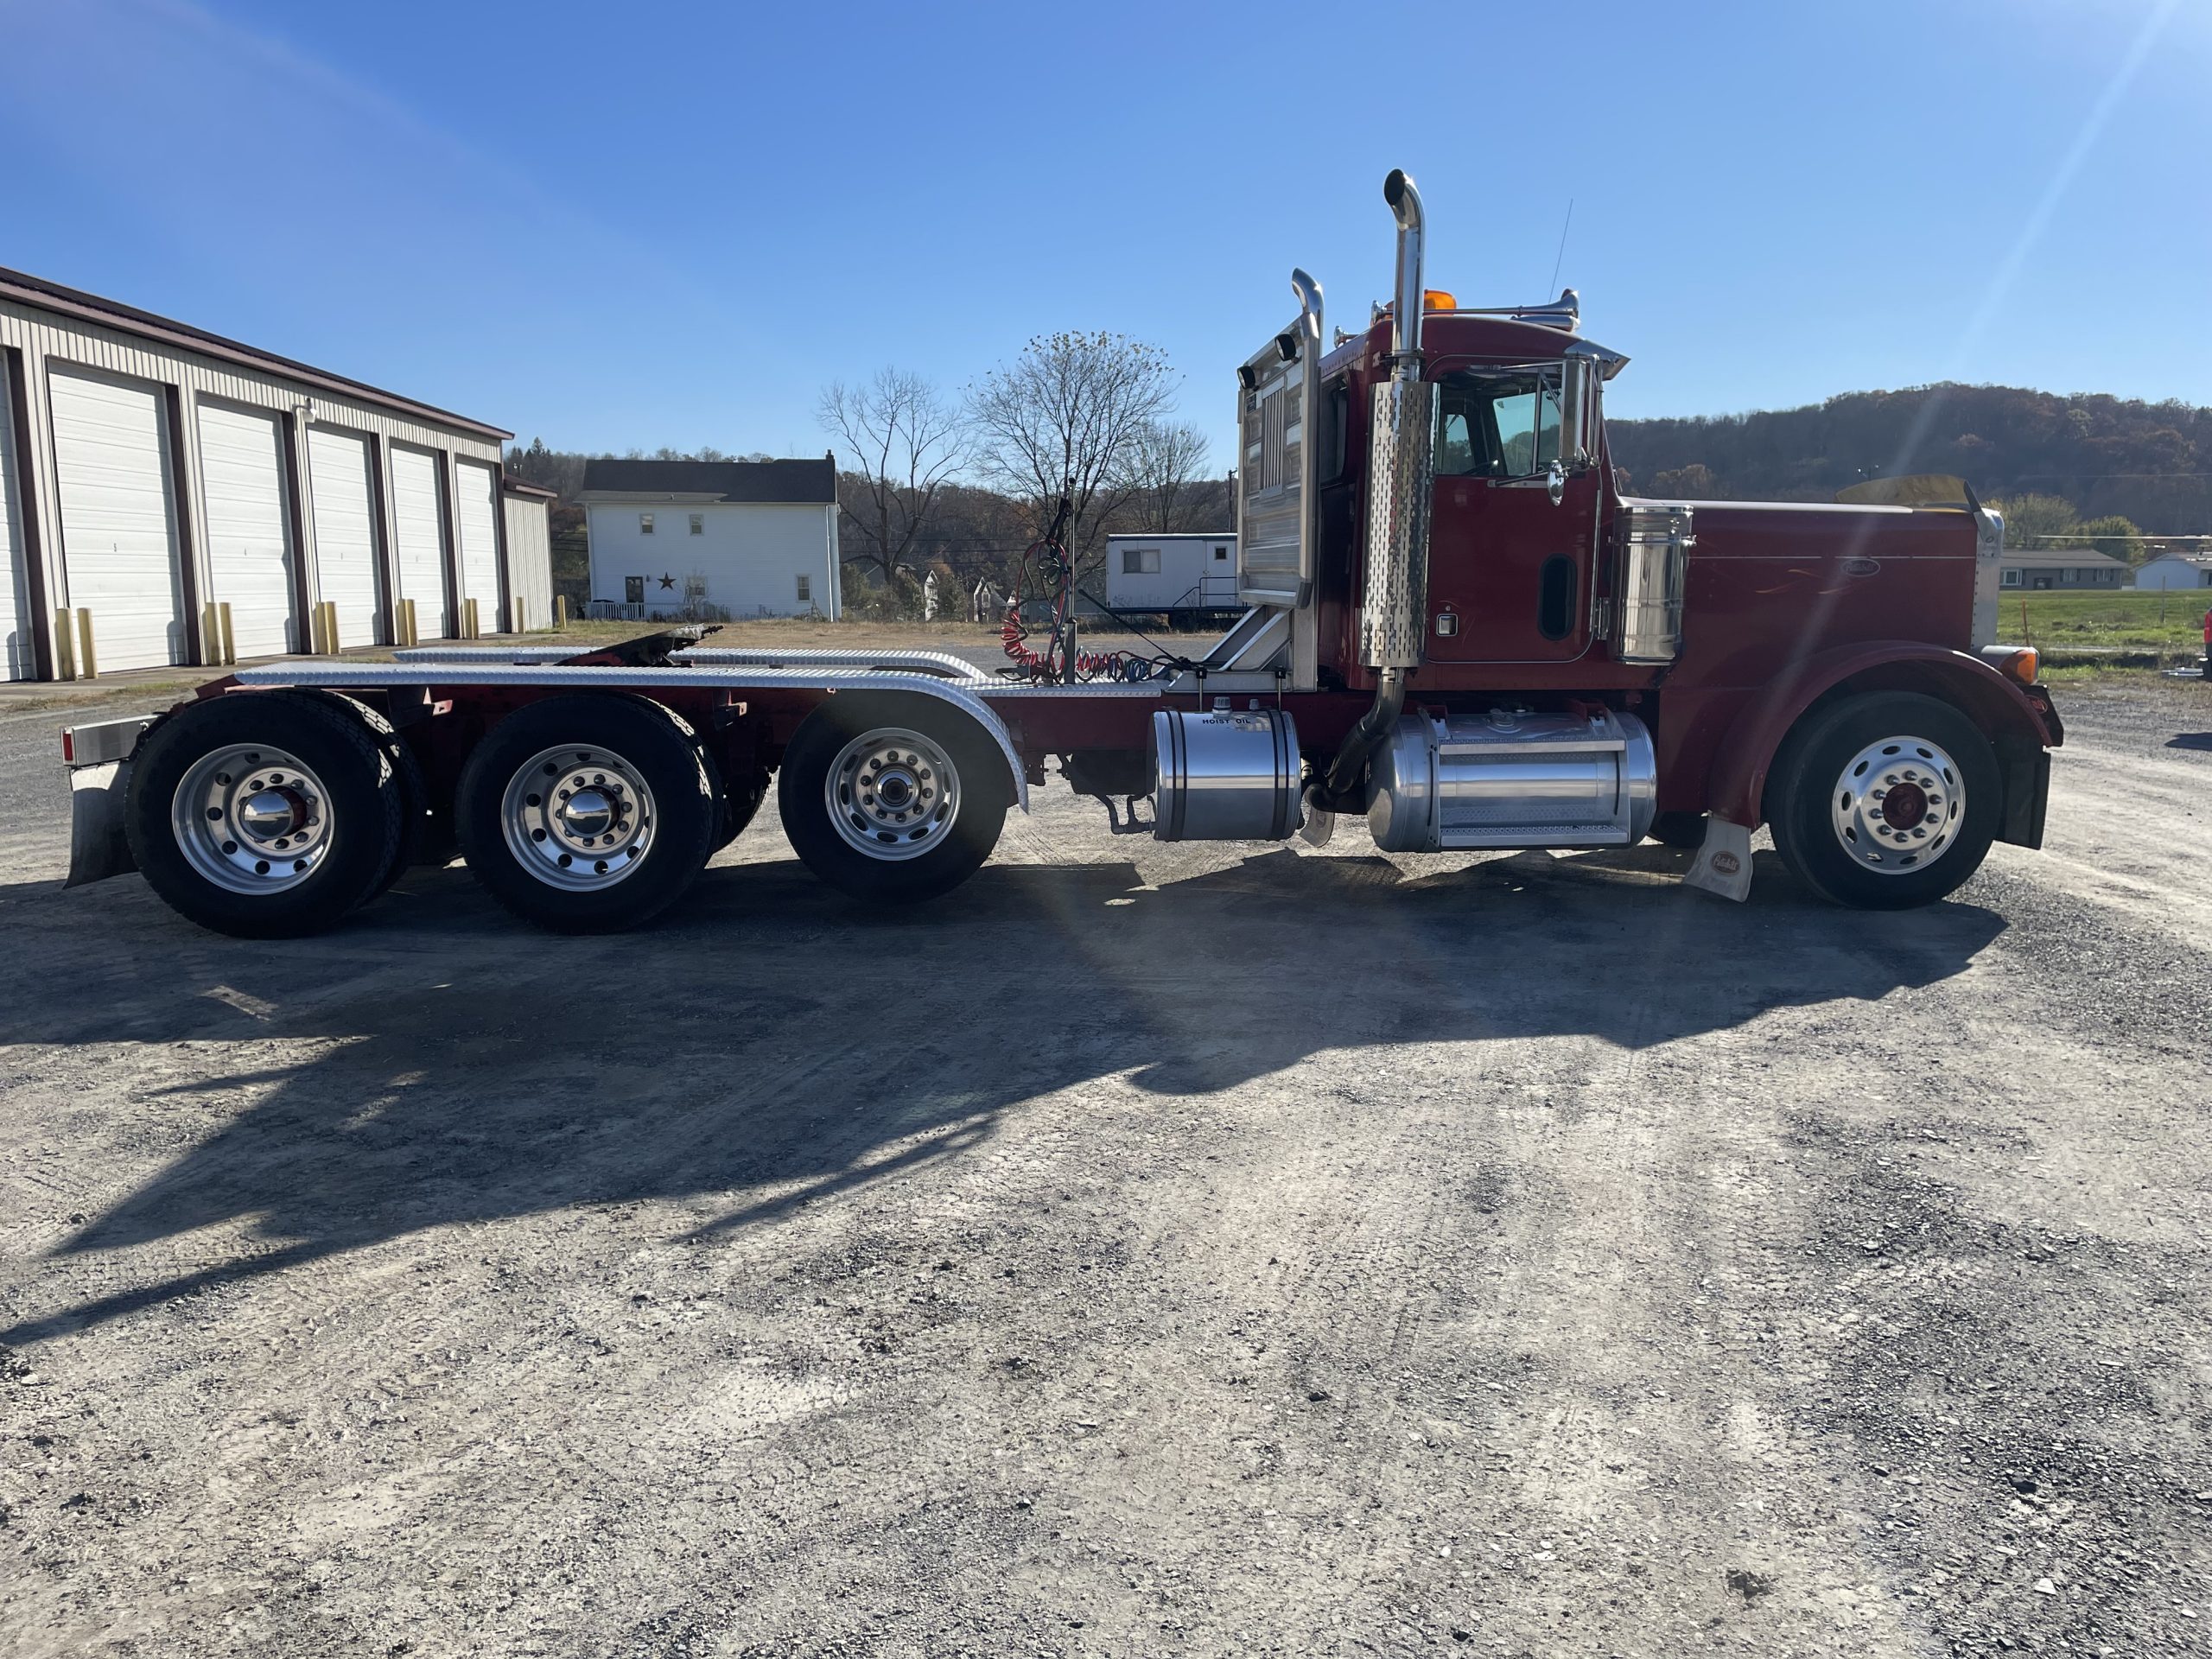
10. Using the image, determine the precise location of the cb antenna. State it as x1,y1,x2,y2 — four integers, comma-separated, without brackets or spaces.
1547,198,1575,295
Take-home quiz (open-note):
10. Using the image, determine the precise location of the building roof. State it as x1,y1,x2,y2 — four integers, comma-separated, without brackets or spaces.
1996,548,2129,569
1107,531,1238,542
2139,550,2212,567
579,455,836,504
501,476,560,500
0,264,512,442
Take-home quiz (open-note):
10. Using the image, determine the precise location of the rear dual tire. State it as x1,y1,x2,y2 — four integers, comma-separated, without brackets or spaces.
454,694,719,934
126,692,406,939
777,694,1008,903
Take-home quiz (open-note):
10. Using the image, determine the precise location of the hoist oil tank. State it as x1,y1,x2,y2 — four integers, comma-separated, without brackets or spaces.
1151,708,1301,841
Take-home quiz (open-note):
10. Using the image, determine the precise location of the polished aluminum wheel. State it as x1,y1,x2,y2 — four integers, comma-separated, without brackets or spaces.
824,726,960,861
499,745,658,890
1830,734,1964,873
170,743,334,894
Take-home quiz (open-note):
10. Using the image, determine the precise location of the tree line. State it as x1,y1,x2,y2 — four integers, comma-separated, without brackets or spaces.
510,372,2212,609
1609,383,2212,555
506,332,1230,617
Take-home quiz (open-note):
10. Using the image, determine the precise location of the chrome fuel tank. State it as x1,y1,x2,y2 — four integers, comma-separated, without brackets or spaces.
1367,709,1656,853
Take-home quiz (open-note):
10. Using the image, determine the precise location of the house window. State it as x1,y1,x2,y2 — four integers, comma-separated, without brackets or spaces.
1122,547,1160,575
625,575,645,604
796,575,811,602
689,513,703,536
2000,569,2021,587
639,512,655,535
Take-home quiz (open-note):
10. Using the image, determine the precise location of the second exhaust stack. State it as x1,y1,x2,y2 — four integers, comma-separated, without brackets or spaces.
1357,168,1437,671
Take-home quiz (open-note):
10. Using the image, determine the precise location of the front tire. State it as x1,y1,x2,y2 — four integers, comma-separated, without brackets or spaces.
454,694,718,933
776,694,1008,902
1765,690,2000,910
124,692,404,938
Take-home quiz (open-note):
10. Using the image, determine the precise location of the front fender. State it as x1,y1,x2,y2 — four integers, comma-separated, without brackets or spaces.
1703,641,2057,829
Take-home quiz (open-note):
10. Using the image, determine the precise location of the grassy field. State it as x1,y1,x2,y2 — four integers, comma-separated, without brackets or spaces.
1996,588,2210,655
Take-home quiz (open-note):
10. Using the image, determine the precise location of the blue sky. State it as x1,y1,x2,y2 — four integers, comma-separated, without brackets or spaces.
1,0,2204,469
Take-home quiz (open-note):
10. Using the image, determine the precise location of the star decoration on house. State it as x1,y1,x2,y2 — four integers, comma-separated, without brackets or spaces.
658,573,676,589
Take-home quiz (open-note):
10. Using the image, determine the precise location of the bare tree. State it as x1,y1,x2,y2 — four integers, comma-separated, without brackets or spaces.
817,369,969,588
1116,419,1212,534
966,332,1178,578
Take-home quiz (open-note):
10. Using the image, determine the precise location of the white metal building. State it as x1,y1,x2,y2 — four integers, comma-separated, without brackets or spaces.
580,457,840,620
1105,531,1239,614
502,477,558,632
2134,552,2212,590
0,265,545,679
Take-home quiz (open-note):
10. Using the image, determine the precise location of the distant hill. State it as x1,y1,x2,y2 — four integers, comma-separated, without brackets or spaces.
1607,385,2212,534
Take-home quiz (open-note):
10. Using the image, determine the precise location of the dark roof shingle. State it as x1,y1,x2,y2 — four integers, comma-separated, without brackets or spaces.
580,456,836,504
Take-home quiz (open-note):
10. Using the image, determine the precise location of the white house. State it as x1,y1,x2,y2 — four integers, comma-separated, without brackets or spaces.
2134,552,2212,590
1104,531,1239,614
580,456,840,620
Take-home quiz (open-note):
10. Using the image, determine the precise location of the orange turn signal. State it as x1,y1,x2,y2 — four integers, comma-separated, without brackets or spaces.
2002,646,2039,685
1422,289,1458,311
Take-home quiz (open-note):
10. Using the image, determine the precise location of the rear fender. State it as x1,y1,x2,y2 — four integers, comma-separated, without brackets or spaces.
1704,641,2058,831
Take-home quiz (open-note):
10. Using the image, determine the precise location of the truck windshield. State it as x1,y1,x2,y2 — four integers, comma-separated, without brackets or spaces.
1434,367,1564,480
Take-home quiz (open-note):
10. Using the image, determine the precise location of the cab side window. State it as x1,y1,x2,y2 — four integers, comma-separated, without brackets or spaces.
1433,367,1565,480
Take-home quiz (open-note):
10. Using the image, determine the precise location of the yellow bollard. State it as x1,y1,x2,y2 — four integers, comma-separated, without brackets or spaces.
53,607,76,680
218,602,236,666
555,594,568,631
75,608,98,680
403,598,418,647
322,601,340,654
202,602,221,664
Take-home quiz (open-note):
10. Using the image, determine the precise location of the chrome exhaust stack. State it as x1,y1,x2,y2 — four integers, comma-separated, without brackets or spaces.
1324,169,1436,807
1357,168,1436,672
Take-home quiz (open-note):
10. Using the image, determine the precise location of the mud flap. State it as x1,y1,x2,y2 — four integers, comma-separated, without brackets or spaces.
1684,816,1753,902
65,760,137,889
1998,744,2050,849
1298,785,1336,848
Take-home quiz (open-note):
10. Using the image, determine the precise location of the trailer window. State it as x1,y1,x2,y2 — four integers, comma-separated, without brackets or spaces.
1433,367,1565,480
1123,547,1160,575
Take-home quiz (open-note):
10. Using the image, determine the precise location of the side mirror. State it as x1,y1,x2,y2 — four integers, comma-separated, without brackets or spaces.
1559,356,1597,474
1547,459,1566,507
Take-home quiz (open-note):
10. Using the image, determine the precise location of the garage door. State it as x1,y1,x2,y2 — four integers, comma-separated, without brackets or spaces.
388,444,448,639
0,357,30,680
454,459,501,633
196,401,296,658
48,366,186,671
307,426,382,650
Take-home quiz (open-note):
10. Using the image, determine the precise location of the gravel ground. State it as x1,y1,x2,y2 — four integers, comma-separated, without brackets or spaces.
1,676,2209,1658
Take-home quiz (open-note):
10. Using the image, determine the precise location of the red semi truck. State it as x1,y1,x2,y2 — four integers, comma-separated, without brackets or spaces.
61,169,2061,938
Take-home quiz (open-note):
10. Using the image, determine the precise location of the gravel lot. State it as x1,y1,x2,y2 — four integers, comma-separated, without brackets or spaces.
2,676,2209,1658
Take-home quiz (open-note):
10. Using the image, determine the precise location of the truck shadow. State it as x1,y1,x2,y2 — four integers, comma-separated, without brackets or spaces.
2,844,2006,1345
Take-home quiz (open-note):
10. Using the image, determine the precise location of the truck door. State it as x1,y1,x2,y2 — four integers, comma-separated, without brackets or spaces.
1420,360,1599,664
